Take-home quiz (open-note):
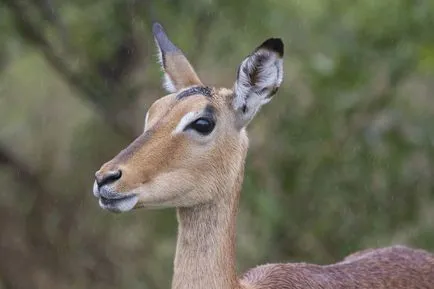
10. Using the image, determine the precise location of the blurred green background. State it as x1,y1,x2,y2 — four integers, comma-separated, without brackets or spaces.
1,0,434,288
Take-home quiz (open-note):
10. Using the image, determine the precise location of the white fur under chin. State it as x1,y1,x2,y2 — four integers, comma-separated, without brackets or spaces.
93,181,99,197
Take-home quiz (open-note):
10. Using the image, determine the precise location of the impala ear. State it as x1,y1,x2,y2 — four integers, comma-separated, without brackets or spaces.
232,38,284,128
152,22,203,93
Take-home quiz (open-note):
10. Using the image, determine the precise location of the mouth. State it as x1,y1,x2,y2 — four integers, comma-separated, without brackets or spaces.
98,194,139,213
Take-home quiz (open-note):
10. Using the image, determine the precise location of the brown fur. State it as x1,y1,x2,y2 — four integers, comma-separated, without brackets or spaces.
241,246,434,289
94,23,434,289
165,53,203,89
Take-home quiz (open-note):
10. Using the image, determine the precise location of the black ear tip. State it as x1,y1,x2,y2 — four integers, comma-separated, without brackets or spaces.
260,38,284,56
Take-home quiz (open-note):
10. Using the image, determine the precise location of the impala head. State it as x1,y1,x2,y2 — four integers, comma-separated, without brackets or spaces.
93,23,284,213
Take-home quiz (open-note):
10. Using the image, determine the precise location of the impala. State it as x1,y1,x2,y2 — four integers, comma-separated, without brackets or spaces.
93,22,434,289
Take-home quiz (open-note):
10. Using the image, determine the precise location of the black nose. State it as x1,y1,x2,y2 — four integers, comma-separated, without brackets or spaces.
96,170,122,188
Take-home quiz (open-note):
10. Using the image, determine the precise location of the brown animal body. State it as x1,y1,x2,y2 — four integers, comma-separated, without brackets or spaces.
92,22,434,289
242,246,434,288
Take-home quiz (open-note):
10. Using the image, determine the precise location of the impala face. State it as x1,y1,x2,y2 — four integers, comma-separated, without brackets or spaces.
93,23,284,213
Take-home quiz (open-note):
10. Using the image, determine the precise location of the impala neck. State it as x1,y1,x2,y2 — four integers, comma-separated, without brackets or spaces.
172,183,243,289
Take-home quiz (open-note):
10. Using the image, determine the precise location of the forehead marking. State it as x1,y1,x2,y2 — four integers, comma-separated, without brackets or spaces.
176,86,212,100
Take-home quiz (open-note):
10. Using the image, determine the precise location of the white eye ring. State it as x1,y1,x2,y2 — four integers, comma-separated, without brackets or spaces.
172,111,216,144
173,111,201,135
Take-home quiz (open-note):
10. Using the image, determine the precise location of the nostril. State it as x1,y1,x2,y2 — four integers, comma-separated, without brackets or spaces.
96,170,122,188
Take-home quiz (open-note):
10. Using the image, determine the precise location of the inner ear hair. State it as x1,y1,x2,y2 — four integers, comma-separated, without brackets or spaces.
232,38,284,128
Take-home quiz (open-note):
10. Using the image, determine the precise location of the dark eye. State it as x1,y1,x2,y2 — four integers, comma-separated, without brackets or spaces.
187,117,215,135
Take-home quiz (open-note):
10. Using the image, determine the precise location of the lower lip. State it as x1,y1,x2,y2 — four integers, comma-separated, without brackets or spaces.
99,195,138,212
